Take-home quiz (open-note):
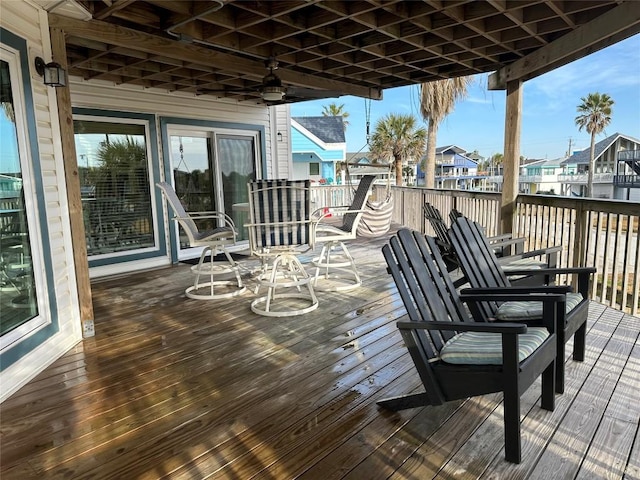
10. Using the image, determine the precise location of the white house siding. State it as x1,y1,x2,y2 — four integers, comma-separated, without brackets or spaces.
1,3,82,402
271,104,292,179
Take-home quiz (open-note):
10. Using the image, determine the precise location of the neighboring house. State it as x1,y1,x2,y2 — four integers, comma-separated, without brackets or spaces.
519,158,564,194
559,133,640,200
417,145,479,189
291,116,346,183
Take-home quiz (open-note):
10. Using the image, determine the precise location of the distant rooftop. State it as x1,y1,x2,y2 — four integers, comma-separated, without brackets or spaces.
292,116,345,144
562,133,640,165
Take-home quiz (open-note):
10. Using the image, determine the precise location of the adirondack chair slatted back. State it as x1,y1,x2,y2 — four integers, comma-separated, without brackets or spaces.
341,175,375,233
449,215,510,318
422,202,460,272
248,179,311,250
423,202,450,247
448,208,464,225
383,230,474,351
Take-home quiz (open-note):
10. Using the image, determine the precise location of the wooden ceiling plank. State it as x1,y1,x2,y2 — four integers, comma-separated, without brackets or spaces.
489,1,640,89
48,13,382,99
92,0,137,21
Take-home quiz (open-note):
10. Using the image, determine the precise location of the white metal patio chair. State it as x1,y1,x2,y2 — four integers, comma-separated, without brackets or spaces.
310,174,375,291
157,182,246,300
246,179,318,317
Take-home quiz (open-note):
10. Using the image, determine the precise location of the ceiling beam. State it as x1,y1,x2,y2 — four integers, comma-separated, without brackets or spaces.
47,13,383,100
488,1,640,89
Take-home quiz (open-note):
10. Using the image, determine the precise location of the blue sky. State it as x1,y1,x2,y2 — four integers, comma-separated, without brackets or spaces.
291,34,640,161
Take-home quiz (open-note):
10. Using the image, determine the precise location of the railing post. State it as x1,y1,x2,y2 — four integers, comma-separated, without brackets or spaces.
500,79,523,237
573,201,587,268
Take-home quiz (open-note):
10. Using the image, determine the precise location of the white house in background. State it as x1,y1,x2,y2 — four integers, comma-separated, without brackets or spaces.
291,116,346,183
519,158,564,194
558,132,640,200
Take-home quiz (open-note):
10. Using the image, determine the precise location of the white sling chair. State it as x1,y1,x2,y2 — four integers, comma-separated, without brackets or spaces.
310,175,376,291
157,182,245,300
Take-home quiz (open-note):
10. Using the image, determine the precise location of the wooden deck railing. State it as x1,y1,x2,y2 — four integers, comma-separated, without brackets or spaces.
367,185,639,316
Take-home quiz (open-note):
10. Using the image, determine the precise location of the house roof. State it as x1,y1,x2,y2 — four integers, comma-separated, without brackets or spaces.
293,117,345,144
561,132,640,165
523,157,564,168
436,145,467,155
445,153,477,167
346,153,372,164
32,0,639,104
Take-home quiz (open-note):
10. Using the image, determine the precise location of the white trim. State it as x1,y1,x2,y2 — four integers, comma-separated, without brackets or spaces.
0,43,51,352
74,113,162,261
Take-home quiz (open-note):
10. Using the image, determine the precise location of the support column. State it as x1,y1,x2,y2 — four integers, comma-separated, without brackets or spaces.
50,27,95,331
500,80,523,235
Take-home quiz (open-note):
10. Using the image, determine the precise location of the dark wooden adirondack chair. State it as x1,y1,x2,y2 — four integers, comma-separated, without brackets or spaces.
424,203,560,283
380,229,559,464
423,202,459,271
449,216,596,393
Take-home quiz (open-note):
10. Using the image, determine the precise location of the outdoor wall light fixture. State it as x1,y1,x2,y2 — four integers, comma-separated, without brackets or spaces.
34,57,67,87
277,131,283,142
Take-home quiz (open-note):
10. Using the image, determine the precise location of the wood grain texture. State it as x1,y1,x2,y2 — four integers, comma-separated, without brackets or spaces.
1,231,638,480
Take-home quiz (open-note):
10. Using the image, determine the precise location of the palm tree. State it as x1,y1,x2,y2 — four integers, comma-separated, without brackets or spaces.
490,153,504,176
419,76,473,188
369,113,427,186
575,92,614,197
322,102,350,130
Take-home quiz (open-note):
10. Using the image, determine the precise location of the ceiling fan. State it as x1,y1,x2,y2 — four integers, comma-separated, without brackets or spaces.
198,58,344,103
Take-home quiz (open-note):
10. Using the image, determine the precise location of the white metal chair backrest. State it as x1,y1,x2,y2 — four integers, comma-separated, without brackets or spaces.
247,179,311,251
341,175,375,233
156,182,199,244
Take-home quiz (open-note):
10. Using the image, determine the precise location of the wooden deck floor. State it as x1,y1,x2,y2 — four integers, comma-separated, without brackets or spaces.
1,230,639,479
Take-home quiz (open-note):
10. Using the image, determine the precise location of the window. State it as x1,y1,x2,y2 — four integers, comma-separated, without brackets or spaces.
0,39,53,352
74,118,155,257
309,163,320,175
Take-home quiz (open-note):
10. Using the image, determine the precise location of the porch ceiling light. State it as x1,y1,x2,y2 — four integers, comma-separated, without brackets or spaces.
34,57,67,87
261,86,285,102
260,64,285,102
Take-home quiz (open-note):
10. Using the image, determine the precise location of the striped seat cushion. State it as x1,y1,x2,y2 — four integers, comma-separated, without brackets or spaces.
440,327,550,365
495,292,584,321
501,257,545,271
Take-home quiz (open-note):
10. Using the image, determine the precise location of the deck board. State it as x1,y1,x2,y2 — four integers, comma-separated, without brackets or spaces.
1,230,639,479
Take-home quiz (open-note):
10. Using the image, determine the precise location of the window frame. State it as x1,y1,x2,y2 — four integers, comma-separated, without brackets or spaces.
72,108,165,269
0,29,58,365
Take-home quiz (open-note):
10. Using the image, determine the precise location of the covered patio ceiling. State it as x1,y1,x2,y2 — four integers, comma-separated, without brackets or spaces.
37,0,640,104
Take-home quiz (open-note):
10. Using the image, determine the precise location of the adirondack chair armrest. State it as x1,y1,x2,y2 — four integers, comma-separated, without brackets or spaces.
487,233,515,243
520,245,563,259
489,235,527,247
396,320,528,334
460,291,567,304
501,266,595,294
461,285,573,295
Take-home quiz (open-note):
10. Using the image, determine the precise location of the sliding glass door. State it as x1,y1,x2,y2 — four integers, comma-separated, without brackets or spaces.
167,127,260,255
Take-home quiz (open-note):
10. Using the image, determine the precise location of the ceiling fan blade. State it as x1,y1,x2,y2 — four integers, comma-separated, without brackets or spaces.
285,86,344,99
